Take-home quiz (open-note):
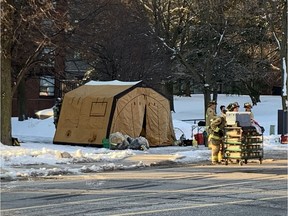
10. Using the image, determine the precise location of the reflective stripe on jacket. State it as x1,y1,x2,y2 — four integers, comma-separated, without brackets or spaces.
209,133,222,140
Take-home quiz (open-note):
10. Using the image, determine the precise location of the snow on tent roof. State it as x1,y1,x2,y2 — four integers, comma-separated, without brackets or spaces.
85,80,142,86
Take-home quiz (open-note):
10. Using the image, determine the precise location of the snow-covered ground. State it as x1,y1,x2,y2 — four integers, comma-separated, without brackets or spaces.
0,94,287,180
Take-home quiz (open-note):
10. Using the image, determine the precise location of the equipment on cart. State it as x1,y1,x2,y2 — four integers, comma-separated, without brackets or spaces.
226,112,251,127
223,126,263,166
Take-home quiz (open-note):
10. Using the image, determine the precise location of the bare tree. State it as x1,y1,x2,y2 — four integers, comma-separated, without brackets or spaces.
1,0,68,145
140,0,283,112
264,0,287,110
66,0,172,88
139,0,239,114
58,0,175,111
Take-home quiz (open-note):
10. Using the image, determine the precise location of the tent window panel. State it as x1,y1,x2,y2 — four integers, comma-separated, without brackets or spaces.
90,102,107,117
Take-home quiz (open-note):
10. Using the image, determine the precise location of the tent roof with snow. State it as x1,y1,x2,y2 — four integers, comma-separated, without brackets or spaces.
53,80,176,147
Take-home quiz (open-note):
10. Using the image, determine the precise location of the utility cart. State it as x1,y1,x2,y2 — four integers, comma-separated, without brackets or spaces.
223,126,263,166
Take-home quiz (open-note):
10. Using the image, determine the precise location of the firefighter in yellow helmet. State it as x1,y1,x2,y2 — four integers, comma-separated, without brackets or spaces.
205,100,217,148
206,100,217,127
209,114,226,164
227,102,238,112
244,102,254,120
209,102,237,164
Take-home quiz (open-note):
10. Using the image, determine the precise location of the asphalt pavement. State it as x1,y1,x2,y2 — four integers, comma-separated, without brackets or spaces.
1,159,287,216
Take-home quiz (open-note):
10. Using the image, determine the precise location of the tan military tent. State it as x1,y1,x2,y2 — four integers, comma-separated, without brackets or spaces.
53,80,176,147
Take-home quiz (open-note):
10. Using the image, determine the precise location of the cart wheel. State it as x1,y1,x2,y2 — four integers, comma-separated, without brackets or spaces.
239,160,243,166
259,158,262,164
244,159,248,164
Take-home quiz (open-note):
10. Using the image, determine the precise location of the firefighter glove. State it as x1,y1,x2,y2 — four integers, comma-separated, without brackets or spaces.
218,130,224,137
214,127,224,137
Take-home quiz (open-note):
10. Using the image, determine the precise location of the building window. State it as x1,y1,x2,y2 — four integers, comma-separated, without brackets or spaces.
40,47,55,67
39,76,55,96
73,51,81,59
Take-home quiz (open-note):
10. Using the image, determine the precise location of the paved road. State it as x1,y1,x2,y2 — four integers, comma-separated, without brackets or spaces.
1,159,287,216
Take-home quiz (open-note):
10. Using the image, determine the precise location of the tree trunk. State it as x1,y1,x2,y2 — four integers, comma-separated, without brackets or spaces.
166,81,174,112
212,85,218,100
203,85,211,120
159,81,174,112
184,80,191,97
1,38,12,145
17,79,27,121
212,89,218,114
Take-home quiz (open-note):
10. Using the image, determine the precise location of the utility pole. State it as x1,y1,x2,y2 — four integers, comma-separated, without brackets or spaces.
279,0,288,142
282,0,287,111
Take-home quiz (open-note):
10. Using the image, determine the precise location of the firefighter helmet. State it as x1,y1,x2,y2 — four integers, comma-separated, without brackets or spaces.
244,102,252,108
227,103,236,111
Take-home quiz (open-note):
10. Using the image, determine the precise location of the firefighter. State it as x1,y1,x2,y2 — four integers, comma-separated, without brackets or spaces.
244,102,264,134
209,102,237,164
209,114,226,164
244,102,254,120
220,105,226,117
205,100,217,148
206,100,217,126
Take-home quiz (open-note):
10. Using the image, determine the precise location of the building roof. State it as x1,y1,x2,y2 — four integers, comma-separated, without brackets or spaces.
84,80,142,86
